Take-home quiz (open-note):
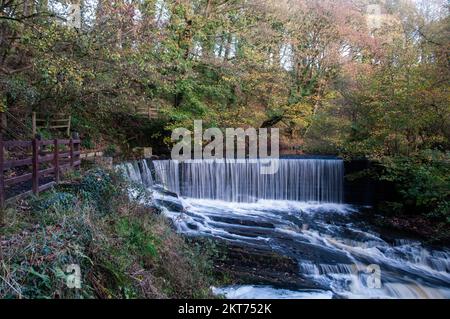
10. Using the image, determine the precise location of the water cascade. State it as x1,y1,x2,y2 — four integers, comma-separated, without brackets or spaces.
153,159,344,203
118,160,154,187
118,159,450,299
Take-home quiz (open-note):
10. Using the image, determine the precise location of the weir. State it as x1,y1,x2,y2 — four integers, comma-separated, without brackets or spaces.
152,159,344,203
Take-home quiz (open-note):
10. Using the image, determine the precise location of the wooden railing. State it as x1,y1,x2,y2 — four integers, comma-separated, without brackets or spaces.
32,112,72,137
135,106,159,119
0,137,81,208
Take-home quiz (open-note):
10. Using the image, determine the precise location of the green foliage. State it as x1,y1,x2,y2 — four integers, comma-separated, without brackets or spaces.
0,168,217,299
0,0,448,228
379,151,450,222
32,192,77,213
104,144,118,158
81,136,95,150
3,76,39,106
79,168,121,215
116,218,159,260
1,201,96,298
35,129,54,140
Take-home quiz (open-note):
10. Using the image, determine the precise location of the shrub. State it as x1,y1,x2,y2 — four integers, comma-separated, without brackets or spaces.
380,150,450,222
79,168,122,215
32,192,77,212
104,144,118,157
0,204,97,298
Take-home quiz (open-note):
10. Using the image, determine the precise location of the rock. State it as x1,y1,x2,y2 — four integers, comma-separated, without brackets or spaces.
212,240,322,290
154,199,185,213
152,185,179,198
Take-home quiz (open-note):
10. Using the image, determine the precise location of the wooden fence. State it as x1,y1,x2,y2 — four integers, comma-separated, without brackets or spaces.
32,112,72,137
135,106,159,119
0,137,81,208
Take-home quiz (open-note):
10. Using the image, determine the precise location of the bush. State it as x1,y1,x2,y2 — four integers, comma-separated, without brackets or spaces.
81,136,95,150
31,192,79,225
79,168,122,215
104,144,118,157
32,192,77,212
380,150,450,222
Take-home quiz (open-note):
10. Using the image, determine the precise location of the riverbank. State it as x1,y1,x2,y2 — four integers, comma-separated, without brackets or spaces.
0,168,218,299
211,241,315,290
344,155,450,246
363,212,450,246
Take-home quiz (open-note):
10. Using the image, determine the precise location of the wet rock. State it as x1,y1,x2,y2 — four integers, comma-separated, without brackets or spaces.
186,222,199,231
154,199,185,213
209,216,275,229
152,185,179,198
213,241,322,291
212,225,276,239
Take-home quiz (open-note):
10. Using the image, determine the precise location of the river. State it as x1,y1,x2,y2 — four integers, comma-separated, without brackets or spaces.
119,159,450,299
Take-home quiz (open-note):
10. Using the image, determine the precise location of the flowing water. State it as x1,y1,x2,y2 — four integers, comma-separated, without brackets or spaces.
152,159,343,203
118,159,450,299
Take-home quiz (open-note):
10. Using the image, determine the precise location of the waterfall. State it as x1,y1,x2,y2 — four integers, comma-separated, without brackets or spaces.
152,159,344,203
116,158,450,299
141,159,154,187
117,160,154,187
153,160,180,193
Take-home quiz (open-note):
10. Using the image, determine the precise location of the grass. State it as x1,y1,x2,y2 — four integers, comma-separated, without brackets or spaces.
0,168,218,299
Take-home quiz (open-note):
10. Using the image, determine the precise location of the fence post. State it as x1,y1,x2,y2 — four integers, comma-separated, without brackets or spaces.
32,138,40,196
69,138,74,168
32,112,37,137
0,112,6,133
67,115,72,137
54,139,60,183
0,134,5,225
72,132,80,170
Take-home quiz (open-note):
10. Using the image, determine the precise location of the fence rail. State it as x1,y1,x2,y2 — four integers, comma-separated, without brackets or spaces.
0,137,81,208
32,112,72,137
135,106,159,119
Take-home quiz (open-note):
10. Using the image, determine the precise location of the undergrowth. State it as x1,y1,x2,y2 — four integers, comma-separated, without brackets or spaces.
0,168,217,299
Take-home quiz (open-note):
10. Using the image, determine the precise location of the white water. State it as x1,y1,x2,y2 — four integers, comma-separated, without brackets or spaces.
212,286,333,299
119,159,450,299
118,161,154,187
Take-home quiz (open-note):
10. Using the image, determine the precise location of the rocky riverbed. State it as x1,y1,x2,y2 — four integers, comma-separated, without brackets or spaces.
153,190,450,299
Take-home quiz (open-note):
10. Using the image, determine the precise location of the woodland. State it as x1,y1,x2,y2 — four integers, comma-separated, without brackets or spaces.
1,0,449,224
